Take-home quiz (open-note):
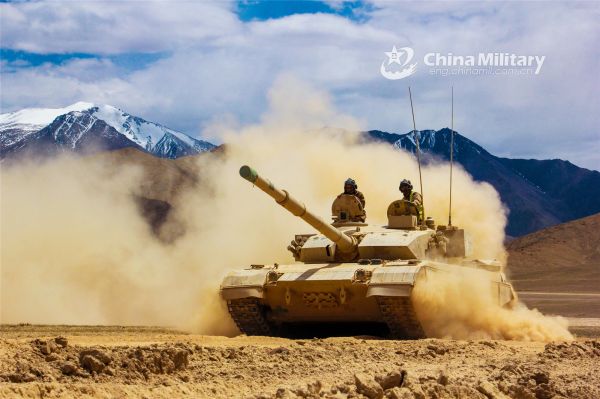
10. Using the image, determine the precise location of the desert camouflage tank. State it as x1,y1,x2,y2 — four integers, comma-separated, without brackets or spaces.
220,165,516,338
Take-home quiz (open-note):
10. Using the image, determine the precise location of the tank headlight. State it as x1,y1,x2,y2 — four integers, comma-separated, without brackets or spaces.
266,271,282,284
353,269,372,283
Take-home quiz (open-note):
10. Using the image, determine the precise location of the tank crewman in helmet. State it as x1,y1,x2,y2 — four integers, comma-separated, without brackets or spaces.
342,178,365,208
399,179,424,222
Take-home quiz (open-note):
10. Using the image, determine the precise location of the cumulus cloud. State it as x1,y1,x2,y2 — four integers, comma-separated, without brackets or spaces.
0,1,240,54
0,1,598,169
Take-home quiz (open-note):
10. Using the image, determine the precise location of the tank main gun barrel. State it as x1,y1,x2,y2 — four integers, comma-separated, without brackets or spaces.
239,165,356,253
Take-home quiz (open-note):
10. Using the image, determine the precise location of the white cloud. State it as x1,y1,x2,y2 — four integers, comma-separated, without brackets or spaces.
0,1,240,53
0,1,598,169
0,60,138,112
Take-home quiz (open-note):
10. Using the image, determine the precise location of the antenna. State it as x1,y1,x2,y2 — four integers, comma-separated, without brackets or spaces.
449,86,454,226
408,87,424,221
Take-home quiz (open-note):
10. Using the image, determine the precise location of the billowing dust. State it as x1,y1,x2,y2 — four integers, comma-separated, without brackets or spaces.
0,75,570,341
412,268,573,341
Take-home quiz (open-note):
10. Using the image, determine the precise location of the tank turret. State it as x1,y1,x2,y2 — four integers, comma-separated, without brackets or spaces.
239,165,465,263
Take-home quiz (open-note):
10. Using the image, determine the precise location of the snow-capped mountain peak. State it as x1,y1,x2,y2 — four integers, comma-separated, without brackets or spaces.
0,103,215,159
0,102,96,131
89,104,204,152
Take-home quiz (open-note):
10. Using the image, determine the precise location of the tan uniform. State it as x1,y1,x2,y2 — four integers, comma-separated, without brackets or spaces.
403,191,424,222
342,190,365,209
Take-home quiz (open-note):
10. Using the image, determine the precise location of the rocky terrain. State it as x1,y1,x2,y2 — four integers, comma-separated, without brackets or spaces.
0,325,598,399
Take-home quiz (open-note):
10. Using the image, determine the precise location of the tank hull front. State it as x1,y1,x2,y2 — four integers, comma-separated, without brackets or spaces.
221,260,515,339
264,278,381,323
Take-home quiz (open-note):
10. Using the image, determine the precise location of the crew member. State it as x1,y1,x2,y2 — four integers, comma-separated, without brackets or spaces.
342,178,365,208
399,179,424,222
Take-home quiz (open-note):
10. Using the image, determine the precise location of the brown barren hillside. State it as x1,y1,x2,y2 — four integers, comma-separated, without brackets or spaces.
90,147,210,239
92,147,203,202
507,213,600,293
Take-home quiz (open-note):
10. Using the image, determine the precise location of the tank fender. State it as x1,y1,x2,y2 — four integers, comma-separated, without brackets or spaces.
497,281,517,306
220,268,271,300
366,265,424,297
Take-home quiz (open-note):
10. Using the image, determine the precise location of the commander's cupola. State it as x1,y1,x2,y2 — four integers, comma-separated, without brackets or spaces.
331,194,367,227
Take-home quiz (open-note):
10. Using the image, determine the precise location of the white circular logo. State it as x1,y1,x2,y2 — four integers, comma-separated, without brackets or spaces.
380,46,417,80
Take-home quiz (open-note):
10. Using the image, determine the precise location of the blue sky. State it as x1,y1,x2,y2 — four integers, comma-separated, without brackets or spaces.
1,0,598,169
237,0,373,22
1,49,167,72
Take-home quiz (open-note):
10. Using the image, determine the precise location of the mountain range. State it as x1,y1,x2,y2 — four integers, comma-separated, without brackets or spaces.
365,129,600,236
0,102,215,160
1,103,598,237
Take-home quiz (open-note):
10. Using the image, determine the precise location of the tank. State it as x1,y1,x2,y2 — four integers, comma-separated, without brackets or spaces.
220,165,516,338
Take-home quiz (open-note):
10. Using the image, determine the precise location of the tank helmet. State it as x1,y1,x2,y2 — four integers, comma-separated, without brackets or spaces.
399,179,412,190
344,178,357,189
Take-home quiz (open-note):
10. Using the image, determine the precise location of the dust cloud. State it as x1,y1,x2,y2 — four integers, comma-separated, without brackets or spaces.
0,75,569,341
412,268,573,341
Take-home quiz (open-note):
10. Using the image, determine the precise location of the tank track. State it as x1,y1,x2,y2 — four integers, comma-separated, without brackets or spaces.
227,298,274,336
376,296,425,339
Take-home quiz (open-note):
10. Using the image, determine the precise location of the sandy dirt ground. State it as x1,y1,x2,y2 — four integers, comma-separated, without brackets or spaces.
517,292,600,319
1,307,599,399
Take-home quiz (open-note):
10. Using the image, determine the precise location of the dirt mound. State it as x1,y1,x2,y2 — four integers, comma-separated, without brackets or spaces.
1,337,193,385
1,327,598,399
257,370,488,399
542,340,600,360
255,358,598,399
